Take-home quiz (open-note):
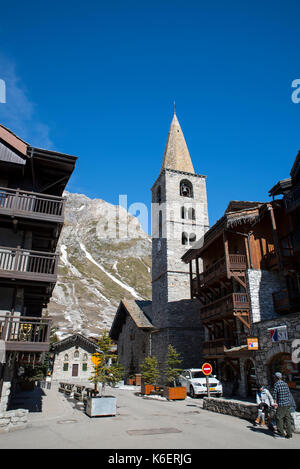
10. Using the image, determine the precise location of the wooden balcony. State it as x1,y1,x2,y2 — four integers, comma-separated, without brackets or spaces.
191,254,247,295
202,338,237,358
200,293,250,321
0,186,65,223
273,289,300,314
0,246,58,283
0,314,51,352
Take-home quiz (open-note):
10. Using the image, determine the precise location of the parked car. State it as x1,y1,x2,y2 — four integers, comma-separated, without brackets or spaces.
178,368,223,398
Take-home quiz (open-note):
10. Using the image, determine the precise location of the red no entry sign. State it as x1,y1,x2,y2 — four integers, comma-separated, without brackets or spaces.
202,363,213,376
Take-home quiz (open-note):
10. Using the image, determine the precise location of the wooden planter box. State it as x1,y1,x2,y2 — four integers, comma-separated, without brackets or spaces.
163,386,187,400
135,374,142,386
141,383,155,395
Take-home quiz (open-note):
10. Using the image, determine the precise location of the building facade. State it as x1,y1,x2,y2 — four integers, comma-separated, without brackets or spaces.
110,112,209,378
50,334,100,384
0,124,77,411
182,152,300,408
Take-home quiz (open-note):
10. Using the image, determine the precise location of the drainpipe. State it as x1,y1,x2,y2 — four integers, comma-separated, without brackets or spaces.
267,203,283,271
149,329,160,357
247,231,253,269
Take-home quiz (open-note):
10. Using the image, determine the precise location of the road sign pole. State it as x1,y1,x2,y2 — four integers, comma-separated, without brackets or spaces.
206,375,210,398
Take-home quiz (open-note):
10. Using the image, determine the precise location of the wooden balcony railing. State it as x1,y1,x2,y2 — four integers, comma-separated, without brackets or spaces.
0,246,58,282
0,186,65,222
0,314,52,352
202,337,246,357
191,254,247,294
202,338,235,357
200,293,250,321
273,289,300,314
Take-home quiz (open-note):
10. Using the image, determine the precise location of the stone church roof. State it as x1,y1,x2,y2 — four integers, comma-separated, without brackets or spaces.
161,112,195,174
110,298,153,340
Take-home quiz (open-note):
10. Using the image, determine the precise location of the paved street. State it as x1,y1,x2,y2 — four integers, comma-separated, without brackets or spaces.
0,384,299,450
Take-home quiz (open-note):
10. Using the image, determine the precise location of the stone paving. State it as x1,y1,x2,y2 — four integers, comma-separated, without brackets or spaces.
0,383,300,449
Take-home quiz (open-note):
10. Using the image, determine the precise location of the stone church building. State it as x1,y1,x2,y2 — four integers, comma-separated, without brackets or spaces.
110,112,209,379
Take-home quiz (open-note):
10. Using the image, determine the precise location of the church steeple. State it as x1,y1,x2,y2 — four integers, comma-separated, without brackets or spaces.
161,112,195,174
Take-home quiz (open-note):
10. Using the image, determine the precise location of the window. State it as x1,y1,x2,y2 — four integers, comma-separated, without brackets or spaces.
63,363,69,372
159,211,162,238
182,232,188,245
82,363,87,372
64,354,69,361
189,233,196,245
281,236,294,256
181,207,186,219
188,207,196,221
83,353,88,361
180,179,193,198
74,351,79,359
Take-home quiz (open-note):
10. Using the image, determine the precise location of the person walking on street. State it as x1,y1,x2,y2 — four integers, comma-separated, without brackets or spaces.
273,372,293,439
255,384,274,427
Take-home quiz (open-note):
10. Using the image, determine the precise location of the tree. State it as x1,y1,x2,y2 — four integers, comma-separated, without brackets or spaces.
140,356,160,384
89,330,124,396
165,345,182,387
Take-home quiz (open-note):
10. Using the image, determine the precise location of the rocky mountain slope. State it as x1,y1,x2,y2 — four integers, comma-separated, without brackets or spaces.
47,192,152,339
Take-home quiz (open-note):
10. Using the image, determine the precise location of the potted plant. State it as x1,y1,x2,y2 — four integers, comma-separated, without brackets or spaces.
127,374,136,385
140,355,160,395
86,330,124,417
163,345,186,400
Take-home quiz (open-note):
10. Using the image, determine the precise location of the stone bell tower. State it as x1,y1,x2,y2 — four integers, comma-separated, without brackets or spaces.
149,111,209,369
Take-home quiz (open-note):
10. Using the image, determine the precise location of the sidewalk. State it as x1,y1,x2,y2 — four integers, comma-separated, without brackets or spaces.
9,382,87,425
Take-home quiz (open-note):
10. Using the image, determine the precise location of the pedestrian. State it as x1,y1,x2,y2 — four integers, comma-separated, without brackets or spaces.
255,383,274,427
273,372,293,439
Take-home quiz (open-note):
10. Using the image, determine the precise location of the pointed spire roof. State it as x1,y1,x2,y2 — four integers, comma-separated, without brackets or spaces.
161,112,195,174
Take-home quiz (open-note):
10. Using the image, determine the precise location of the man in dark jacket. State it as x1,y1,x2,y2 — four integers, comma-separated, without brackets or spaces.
273,372,293,439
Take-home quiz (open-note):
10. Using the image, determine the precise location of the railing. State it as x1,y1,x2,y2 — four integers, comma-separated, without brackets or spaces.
203,338,236,357
273,289,300,314
0,246,58,281
203,336,247,357
229,254,247,270
200,293,250,320
0,314,51,351
191,254,247,295
0,186,65,221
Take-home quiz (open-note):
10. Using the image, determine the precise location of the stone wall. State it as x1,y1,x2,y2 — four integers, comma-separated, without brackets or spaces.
0,409,28,433
0,381,11,412
252,312,300,409
203,397,257,421
246,269,285,323
117,315,150,379
203,397,300,433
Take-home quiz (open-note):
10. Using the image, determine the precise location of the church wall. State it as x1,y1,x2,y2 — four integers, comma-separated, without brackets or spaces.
117,315,150,379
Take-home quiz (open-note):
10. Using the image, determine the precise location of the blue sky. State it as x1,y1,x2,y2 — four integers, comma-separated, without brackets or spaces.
0,0,299,232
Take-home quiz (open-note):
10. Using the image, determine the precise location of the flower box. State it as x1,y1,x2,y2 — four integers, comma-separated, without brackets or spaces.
85,396,116,417
141,383,155,395
163,386,187,400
